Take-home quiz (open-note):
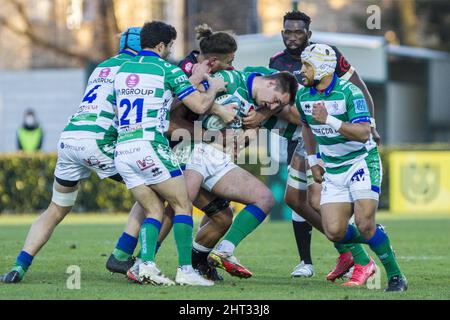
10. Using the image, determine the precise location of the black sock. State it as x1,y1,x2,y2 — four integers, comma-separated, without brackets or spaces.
192,247,209,267
292,220,313,264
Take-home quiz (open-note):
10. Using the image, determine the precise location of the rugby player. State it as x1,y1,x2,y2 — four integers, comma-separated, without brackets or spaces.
111,21,236,286
199,69,298,278
297,44,407,291
245,10,380,279
112,25,238,283
0,27,147,283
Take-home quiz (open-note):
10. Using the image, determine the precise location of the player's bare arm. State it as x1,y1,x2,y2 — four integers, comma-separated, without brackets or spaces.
348,70,380,145
312,101,370,143
277,104,302,126
302,123,323,183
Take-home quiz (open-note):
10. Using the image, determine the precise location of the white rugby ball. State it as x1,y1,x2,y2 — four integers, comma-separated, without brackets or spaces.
201,94,242,130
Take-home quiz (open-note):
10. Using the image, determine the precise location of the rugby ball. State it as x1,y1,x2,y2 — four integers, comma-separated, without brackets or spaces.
201,94,242,131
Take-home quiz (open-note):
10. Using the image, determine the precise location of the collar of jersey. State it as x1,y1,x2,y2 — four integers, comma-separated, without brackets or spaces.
246,72,262,103
138,50,161,58
310,73,337,96
119,49,136,57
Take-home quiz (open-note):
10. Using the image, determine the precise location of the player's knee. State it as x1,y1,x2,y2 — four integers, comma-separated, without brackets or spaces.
355,218,376,238
256,187,275,213
46,202,72,224
324,224,346,242
167,196,193,215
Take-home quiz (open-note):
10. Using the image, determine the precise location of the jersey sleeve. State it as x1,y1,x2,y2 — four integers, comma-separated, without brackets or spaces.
332,45,355,81
346,84,371,123
210,70,235,93
165,65,197,100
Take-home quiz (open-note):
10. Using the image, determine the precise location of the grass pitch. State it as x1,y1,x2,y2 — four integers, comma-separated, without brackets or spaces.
0,213,449,300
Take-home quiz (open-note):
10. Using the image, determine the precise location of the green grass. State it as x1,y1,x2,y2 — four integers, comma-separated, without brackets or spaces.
0,214,449,300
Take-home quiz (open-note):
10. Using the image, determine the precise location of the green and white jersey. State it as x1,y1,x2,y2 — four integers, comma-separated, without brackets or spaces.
214,68,301,140
61,50,136,144
112,50,196,146
296,74,372,174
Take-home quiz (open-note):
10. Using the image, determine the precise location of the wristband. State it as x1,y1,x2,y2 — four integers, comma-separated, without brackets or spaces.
325,115,343,131
307,154,318,167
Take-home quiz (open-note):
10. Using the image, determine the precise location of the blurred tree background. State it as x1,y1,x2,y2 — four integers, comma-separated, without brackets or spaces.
0,0,449,71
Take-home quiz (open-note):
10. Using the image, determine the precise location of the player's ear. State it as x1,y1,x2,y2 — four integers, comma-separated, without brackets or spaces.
307,30,312,40
267,79,277,88
155,41,165,52
207,57,217,67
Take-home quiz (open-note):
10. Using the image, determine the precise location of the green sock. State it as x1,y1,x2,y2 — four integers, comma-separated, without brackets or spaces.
173,216,194,266
348,243,371,266
112,248,130,261
223,205,267,247
140,219,161,262
334,242,351,254
11,265,27,279
12,251,34,280
368,226,403,279
342,224,368,244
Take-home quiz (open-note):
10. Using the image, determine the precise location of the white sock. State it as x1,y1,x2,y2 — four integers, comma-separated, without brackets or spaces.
292,210,306,222
193,241,212,253
217,240,235,255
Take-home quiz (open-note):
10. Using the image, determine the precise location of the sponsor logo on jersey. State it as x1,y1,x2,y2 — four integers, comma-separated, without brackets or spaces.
311,126,338,136
60,142,85,151
121,124,142,132
183,62,193,73
83,156,101,167
89,77,114,85
136,156,155,171
351,168,366,182
301,102,313,115
354,99,368,113
116,88,155,96
77,105,99,112
99,68,111,78
126,74,140,88
115,147,141,157
151,167,163,177
349,84,360,94
174,74,189,85
325,100,346,115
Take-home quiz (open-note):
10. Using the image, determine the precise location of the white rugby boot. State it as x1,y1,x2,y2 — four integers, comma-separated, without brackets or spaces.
175,266,214,286
291,261,315,278
138,261,175,286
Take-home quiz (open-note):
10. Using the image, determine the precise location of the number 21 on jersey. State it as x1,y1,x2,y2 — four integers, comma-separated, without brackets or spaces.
119,98,144,126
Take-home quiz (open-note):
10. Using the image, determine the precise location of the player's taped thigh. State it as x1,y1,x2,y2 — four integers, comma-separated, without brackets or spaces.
52,187,79,207
201,197,231,218
287,166,307,190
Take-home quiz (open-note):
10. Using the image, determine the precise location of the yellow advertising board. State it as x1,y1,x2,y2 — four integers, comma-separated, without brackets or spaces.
390,151,450,213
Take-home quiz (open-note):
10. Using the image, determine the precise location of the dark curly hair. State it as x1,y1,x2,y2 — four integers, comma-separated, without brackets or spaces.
195,23,237,55
283,11,311,29
140,21,177,49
